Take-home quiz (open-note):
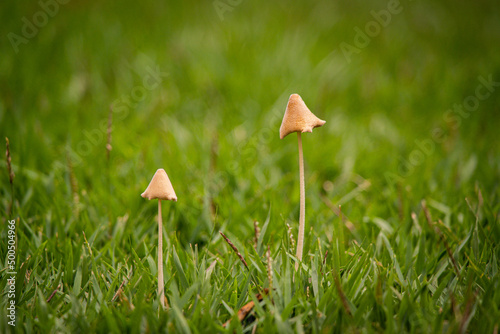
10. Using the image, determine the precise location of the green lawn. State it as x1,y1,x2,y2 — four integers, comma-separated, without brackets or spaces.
1,0,499,332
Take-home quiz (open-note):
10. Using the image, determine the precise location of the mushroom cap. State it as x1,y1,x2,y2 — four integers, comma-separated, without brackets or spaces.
279,94,326,139
141,169,177,201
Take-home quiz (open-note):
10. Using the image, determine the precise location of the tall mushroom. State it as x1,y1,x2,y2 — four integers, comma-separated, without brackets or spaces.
141,168,177,310
279,94,325,270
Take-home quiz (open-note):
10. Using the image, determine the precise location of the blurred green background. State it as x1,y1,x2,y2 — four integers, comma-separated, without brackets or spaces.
1,0,498,240
0,0,499,331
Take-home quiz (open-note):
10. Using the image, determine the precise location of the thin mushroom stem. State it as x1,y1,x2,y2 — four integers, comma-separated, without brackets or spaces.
295,132,305,271
158,199,165,309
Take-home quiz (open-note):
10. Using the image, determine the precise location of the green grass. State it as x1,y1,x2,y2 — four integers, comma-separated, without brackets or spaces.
1,0,499,332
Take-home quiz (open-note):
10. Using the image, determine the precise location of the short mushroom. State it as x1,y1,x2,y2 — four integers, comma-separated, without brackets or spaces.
279,94,325,271
141,168,177,310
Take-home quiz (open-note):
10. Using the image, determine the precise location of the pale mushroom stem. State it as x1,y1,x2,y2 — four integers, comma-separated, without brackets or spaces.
295,132,305,271
158,199,165,309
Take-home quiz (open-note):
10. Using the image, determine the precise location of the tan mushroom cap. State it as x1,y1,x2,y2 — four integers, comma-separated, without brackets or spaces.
141,169,177,201
279,94,326,139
